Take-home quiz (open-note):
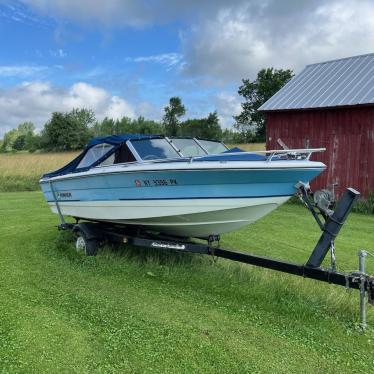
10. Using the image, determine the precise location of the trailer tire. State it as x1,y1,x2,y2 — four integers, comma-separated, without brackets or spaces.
75,231,99,256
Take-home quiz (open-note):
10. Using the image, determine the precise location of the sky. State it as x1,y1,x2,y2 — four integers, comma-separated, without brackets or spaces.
1,0,374,136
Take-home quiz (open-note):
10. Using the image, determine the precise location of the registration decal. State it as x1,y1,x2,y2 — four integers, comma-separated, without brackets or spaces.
134,179,178,187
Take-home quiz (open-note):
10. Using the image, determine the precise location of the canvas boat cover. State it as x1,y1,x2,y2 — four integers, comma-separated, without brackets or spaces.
42,134,161,178
42,134,268,179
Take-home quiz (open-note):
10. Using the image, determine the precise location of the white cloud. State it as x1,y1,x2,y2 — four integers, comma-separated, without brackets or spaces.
0,81,135,136
104,95,135,120
135,101,163,120
129,53,183,69
50,49,67,58
182,0,374,81
19,0,156,27
0,65,47,77
0,1,52,27
16,1,374,83
6,0,374,131
19,0,240,27
214,92,241,128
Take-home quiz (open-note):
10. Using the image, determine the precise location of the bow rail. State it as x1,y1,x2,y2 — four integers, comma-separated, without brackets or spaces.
92,147,326,169
191,148,326,162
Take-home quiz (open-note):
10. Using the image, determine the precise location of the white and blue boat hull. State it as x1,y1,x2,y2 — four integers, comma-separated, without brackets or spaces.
40,161,325,237
46,196,289,237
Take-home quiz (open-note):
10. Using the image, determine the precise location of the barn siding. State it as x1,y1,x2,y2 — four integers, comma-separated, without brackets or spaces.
265,106,374,197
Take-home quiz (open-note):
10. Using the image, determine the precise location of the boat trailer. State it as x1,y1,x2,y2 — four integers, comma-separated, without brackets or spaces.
57,185,374,330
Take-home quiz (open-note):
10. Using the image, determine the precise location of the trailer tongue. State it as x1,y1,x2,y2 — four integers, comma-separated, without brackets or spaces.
58,185,374,330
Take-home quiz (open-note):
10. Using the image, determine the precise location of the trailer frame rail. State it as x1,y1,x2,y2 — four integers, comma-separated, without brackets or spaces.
57,186,373,330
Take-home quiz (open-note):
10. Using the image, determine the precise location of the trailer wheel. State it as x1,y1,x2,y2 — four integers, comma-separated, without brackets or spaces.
75,231,99,256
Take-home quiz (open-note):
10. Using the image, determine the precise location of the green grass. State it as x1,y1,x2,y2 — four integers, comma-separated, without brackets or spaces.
352,192,374,215
1,192,374,372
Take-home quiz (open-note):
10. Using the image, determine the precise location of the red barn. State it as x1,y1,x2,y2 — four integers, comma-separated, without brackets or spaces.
259,53,374,198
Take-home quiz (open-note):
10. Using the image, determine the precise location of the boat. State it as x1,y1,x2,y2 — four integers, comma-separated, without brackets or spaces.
39,134,326,238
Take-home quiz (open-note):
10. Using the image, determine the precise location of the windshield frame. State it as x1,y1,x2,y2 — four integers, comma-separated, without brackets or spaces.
128,137,182,161
169,137,207,157
170,137,228,157
195,138,229,154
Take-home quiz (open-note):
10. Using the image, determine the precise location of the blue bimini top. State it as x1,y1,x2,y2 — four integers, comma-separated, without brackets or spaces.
85,134,159,147
42,134,162,178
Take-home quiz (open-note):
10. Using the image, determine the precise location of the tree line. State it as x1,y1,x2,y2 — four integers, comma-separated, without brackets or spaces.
0,68,293,152
0,105,224,152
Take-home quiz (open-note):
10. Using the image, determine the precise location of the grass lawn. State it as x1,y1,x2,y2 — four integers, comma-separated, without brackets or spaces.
0,191,374,372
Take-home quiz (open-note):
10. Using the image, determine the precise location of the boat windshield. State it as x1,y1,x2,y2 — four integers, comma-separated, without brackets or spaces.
130,138,180,160
198,139,228,154
170,138,206,157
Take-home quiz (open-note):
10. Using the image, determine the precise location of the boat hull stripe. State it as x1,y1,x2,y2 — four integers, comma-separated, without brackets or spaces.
46,194,293,203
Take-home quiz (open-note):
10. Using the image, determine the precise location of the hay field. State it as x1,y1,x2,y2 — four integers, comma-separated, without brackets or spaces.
0,152,78,191
229,143,265,151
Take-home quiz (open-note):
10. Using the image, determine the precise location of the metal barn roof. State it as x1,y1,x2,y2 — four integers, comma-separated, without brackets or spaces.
259,53,374,111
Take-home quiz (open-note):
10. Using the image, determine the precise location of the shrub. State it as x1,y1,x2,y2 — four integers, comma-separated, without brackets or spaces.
352,192,374,215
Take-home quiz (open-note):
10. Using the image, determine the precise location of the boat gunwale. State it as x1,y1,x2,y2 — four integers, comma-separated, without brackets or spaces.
40,164,326,184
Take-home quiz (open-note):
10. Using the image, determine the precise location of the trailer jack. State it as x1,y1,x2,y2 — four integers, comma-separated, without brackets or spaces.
58,186,373,330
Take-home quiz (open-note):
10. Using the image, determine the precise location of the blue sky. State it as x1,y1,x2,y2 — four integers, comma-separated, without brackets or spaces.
1,0,374,136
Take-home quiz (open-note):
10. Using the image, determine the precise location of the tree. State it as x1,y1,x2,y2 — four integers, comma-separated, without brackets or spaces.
93,116,163,136
13,135,26,151
94,117,117,136
204,112,222,139
117,117,134,134
25,134,42,152
17,122,35,135
42,108,95,151
1,129,21,152
1,122,35,152
70,108,96,129
162,97,186,136
180,111,222,139
234,68,294,141
221,128,247,144
19,122,37,152
134,116,164,134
